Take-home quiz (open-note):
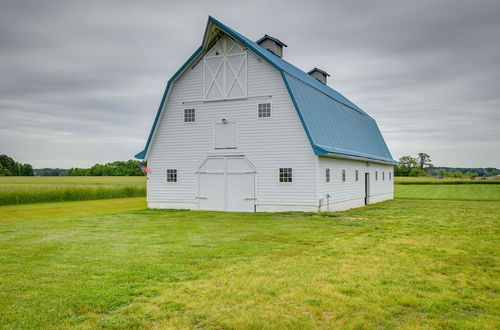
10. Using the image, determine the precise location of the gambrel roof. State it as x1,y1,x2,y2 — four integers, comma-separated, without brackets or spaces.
135,16,396,164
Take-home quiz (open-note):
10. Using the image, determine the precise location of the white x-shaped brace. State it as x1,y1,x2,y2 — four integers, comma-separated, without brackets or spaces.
205,45,246,99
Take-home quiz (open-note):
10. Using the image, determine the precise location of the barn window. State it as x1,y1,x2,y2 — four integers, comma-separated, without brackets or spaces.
355,170,359,181
383,172,385,180
325,168,330,183
389,172,392,180
204,36,247,101
375,171,378,180
184,109,195,122
279,168,292,183
258,103,271,118
342,169,346,182
166,169,177,182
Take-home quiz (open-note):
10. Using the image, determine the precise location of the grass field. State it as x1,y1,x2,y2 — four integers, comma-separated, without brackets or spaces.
0,176,146,206
0,200,498,328
395,177,500,184
0,177,498,328
395,184,500,201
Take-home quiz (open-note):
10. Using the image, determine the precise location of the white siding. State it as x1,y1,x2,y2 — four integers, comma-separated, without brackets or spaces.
317,157,394,211
146,42,317,210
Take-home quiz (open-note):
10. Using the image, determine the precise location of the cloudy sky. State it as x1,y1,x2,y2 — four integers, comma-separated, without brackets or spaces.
1,0,499,168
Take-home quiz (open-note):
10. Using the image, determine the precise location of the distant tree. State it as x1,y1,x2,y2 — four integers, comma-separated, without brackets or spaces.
409,168,427,177
0,154,16,176
465,172,476,180
395,155,418,176
22,164,34,176
68,160,147,176
454,171,463,178
0,155,34,176
417,153,432,170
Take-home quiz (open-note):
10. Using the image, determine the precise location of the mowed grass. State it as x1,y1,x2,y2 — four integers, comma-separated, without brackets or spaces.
395,184,500,201
0,197,146,222
0,200,498,328
0,176,146,206
395,177,500,184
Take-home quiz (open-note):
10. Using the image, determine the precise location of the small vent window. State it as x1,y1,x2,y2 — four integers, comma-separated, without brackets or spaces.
383,172,385,180
342,169,346,182
279,168,292,183
184,109,195,122
258,103,271,118
375,171,378,180
166,169,177,183
389,172,392,180
326,168,330,183
355,170,359,181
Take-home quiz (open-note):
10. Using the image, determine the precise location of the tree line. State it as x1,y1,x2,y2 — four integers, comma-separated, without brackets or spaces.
395,153,499,178
68,160,147,176
0,154,34,176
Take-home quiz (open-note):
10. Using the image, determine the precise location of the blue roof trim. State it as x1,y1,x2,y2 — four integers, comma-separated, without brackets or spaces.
255,34,288,47
308,67,330,77
135,16,395,164
135,46,203,159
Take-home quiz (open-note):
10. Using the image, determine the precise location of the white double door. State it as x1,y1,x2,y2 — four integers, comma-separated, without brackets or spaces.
198,156,255,212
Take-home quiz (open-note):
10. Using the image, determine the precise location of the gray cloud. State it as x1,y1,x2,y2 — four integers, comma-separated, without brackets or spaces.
0,0,499,168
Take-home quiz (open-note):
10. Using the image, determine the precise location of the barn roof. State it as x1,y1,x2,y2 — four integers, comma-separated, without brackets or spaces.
135,16,396,164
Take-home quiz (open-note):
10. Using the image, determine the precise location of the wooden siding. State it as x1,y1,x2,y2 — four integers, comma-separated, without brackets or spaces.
317,157,394,206
146,45,317,208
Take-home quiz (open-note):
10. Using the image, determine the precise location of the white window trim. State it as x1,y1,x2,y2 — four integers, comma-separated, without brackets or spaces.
183,108,196,123
278,167,293,184
257,102,272,119
166,169,178,183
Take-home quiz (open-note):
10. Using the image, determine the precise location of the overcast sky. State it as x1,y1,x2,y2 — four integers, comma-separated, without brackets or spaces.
1,0,499,168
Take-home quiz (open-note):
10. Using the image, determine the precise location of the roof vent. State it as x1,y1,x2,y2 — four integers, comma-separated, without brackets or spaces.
307,67,330,84
256,34,287,58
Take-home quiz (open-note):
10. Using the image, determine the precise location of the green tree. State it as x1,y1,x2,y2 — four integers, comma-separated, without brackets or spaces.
454,171,463,178
417,153,432,170
409,168,426,177
395,155,418,176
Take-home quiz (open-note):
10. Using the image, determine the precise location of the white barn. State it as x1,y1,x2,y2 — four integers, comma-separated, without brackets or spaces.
135,17,397,212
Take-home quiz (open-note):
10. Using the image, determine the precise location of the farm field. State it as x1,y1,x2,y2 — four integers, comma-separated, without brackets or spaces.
0,176,146,206
0,177,498,328
395,176,500,184
395,184,500,201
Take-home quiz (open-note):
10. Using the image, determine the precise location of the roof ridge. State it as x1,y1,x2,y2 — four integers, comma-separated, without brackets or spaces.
208,16,371,118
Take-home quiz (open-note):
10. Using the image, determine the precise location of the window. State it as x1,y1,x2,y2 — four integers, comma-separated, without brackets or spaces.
258,103,271,118
375,171,378,180
325,168,330,183
383,172,385,180
389,172,392,180
184,109,195,122
279,168,292,183
355,170,359,181
342,169,346,182
166,169,177,182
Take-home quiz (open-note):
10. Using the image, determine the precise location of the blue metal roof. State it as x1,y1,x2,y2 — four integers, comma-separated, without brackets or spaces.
255,34,288,47
135,16,395,164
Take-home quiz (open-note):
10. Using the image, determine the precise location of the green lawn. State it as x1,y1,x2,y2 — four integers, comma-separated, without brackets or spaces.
1,199,498,328
0,197,146,222
395,184,500,201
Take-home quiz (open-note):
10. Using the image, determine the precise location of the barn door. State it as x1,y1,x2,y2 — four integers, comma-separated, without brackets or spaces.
197,156,255,212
